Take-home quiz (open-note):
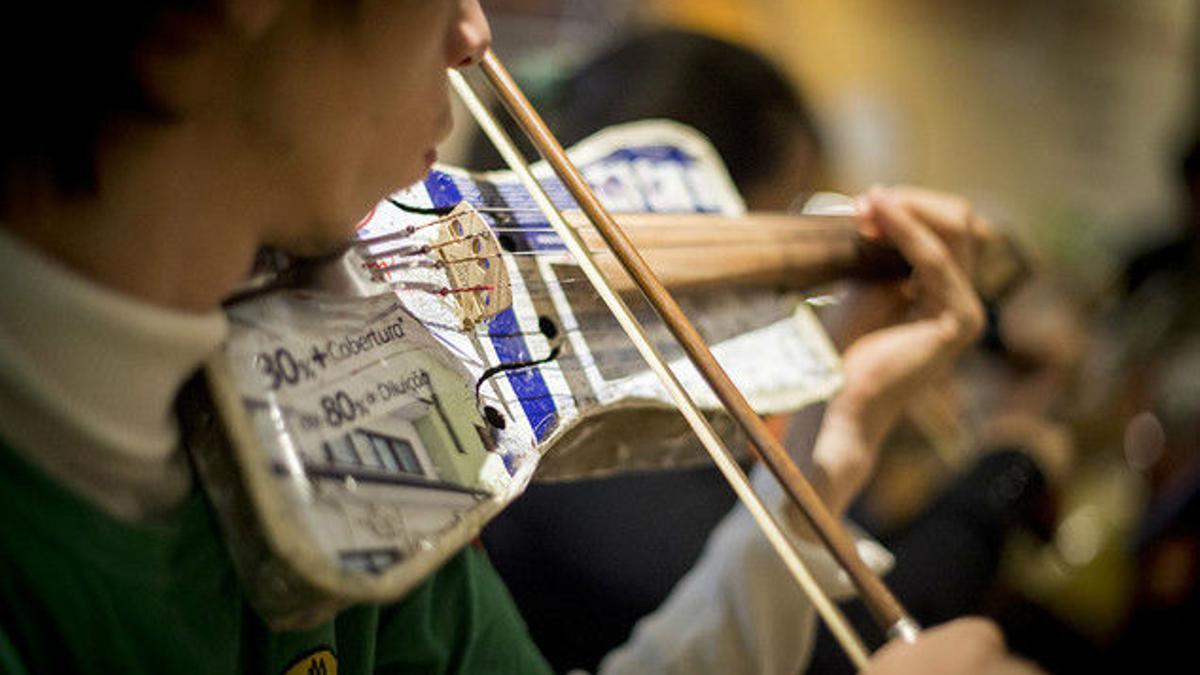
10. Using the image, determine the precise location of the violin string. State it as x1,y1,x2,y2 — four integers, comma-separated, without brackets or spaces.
357,202,548,248
353,197,839,406
482,224,857,238
462,284,792,383
378,271,592,296
358,229,855,271
361,233,490,259
268,322,658,416
514,323,727,373
377,258,820,312
381,280,498,297
359,232,493,262
357,198,857,253
348,202,859,312
359,220,855,253
364,236,823,326
365,249,497,273
473,206,545,214
354,214,457,247
361,286,785,419
367,257,443,273
380,267,819,312
377,265,790,380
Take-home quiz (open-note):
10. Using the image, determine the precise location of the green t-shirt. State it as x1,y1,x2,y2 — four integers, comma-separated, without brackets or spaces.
0,438,553,675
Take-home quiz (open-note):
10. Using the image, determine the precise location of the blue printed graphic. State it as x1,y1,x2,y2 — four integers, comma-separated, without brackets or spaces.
426,171,559,441
487,309,558,441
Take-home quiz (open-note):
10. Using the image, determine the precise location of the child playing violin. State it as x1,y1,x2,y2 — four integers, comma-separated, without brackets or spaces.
0,1,1035,673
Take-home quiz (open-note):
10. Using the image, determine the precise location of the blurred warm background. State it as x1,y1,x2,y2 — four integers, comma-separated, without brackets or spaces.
455,0,1196,289
452,2,1200,673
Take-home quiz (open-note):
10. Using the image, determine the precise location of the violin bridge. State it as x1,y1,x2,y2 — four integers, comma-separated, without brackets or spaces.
432,202,512,329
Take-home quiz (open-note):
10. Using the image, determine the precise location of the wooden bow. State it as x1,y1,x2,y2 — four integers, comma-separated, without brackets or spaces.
454,49,924,667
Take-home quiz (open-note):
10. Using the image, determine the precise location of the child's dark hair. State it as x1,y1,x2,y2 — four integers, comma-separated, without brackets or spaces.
0,1,358,210
0,3,213,204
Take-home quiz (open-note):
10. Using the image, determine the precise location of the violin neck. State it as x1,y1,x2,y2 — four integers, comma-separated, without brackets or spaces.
565,211,1027,302
562,211,910,294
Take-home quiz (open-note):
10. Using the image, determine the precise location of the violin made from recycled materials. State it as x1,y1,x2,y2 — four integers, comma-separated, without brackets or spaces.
180,50,1026,664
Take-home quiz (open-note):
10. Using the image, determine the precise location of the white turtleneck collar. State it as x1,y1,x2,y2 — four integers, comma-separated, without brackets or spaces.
0,227,228,520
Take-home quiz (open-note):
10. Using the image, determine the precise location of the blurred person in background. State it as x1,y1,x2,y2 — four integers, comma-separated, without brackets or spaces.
1091,137,1200,433
1058,137,1200,672
1120,138,1200,301
1105,340,1200,671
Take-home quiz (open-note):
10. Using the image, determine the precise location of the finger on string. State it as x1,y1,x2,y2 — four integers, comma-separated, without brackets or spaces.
887,189,973,275
882,186,976,236
867,190,983,341
854,189,884,241
886,186,992,276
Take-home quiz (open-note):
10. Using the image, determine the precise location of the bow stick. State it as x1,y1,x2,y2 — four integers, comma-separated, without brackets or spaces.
453,49,924,663
450,70,873,666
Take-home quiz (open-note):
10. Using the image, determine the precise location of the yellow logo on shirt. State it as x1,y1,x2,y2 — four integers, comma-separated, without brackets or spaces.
282,648,338,675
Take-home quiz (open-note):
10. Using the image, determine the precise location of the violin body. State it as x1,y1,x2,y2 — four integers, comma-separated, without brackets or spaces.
182,122,849,629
